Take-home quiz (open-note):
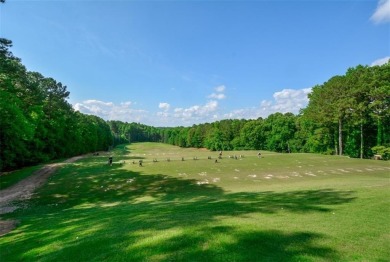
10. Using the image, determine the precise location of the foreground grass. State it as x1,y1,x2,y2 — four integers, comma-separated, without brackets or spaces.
1,143,389,261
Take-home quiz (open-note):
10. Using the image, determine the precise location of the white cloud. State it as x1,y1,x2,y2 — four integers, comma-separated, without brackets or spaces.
157,100,220,126
157,111,169,118
159,102,170,111
174,101,218,118
73,99,149,123
121,101,132,107
84,99,114,107
207,85,227,100
223,108,259,120
223,88,312,120
371,0,390,23
215,85,226,92
204,100,218,112
73,88,311,127
371,56,390,66
155,85,226,125
208,93,226,100
266,88,312,113
73,100,113,115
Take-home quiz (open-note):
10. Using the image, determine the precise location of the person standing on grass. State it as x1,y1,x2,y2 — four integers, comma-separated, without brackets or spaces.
108,156,113,166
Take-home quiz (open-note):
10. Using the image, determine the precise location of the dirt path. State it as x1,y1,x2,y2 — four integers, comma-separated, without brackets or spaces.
0,155,85,236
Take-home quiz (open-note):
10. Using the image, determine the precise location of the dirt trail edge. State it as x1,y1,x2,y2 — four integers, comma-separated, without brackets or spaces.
0,155,85,236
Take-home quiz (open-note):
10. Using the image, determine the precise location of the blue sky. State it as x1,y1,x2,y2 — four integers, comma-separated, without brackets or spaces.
1,0,389,127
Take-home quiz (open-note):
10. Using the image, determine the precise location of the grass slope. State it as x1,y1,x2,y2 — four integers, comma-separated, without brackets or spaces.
1,142,389,261
0,165,43,190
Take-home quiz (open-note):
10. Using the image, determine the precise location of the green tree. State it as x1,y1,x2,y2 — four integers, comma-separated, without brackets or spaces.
263,113,296,152
369,62,390,147
239,119,265,150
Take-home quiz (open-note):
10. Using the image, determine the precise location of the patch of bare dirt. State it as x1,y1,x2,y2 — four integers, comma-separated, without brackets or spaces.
0,155,84,236
0,220,19,236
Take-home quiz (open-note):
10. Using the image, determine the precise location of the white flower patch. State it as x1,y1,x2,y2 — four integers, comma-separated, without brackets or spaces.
235,169,240,172
126,178,135,183
197,179,209,185
264,174,273,179
212,178,220,182
233,177,239,180
198,172,207,176
291,172,300,177
248,174,257,178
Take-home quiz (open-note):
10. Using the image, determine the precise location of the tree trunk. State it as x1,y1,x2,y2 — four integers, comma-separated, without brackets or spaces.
334,130,338,155
339,118,343,156
360,121,363,159
377,117,383,146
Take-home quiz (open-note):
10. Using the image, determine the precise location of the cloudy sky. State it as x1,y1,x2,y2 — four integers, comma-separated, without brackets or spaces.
1,0,389,126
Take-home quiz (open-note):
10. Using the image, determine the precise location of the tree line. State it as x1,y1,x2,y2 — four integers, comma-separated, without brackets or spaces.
304,64,390,158
110,62,389,159
1,34,389,171
0,39,113,171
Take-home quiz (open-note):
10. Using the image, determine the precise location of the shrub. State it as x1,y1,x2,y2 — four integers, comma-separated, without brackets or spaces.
371,146,390,160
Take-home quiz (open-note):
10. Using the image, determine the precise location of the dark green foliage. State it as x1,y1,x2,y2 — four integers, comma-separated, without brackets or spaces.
108,121,162,145
371,145,390,160
304,63,390,157
0,39,113,171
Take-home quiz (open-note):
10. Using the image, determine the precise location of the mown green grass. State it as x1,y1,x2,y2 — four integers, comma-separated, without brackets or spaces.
1,142,389,261
0,165,43,189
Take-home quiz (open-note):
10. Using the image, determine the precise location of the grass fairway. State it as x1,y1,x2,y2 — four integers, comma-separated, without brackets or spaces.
1,142,389,261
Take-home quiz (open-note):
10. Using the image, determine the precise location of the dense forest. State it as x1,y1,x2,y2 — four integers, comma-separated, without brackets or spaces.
1,35,389,171
0,38,113,171
108,62,390,159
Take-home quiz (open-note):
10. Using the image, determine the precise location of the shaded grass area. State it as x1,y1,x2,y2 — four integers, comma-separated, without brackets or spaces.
0,165,43,190
1,143,389,261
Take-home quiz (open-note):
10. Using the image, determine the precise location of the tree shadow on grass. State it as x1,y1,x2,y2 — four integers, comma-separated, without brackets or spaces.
0,161,356,261
144,227,337,261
